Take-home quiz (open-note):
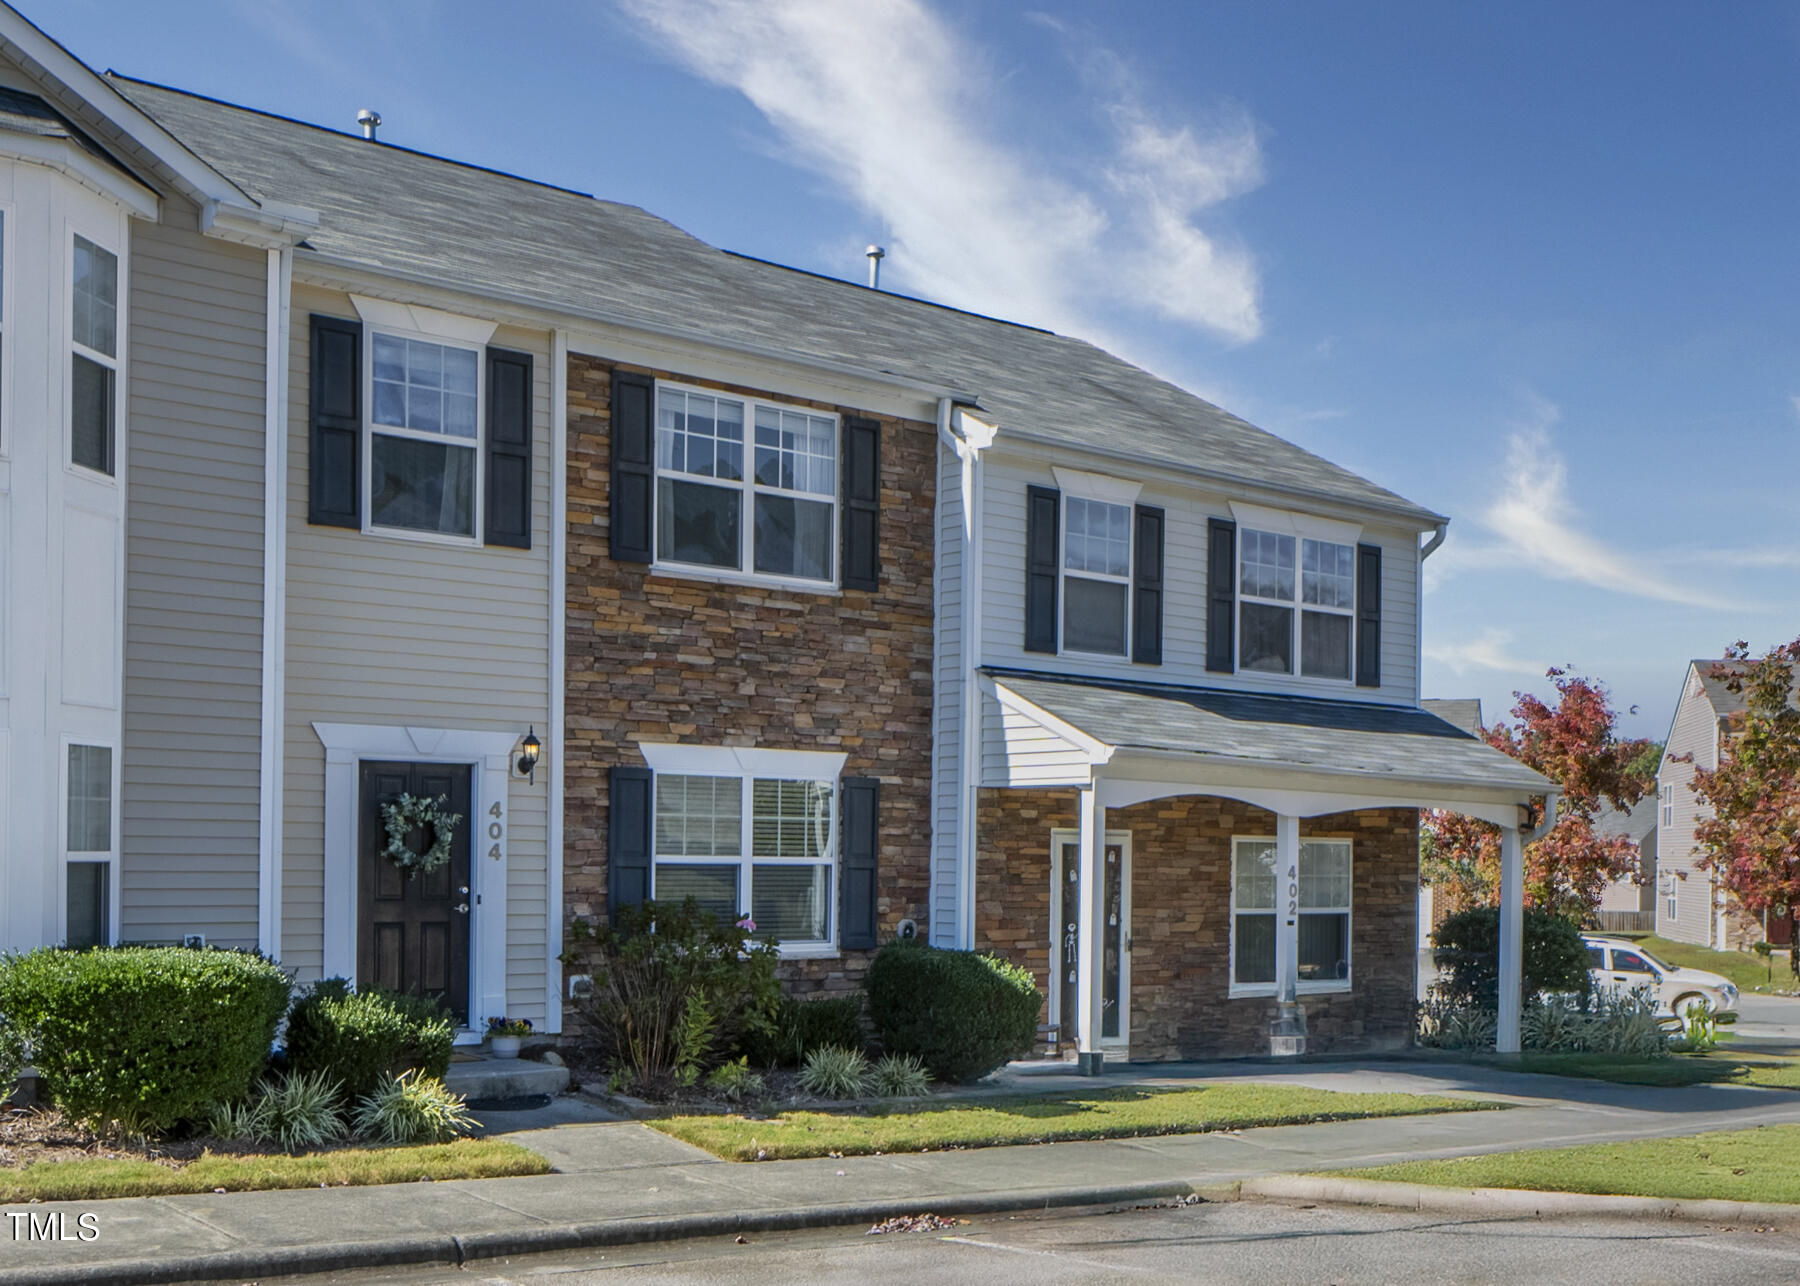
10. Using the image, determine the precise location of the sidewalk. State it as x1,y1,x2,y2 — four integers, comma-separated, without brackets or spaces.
7,1059,1800,1285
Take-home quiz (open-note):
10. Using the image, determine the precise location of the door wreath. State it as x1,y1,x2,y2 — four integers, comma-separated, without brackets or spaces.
380,792,462,878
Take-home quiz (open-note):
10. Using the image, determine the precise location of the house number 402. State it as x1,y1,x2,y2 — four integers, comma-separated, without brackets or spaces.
488,801,504,861
1286,860,1299,921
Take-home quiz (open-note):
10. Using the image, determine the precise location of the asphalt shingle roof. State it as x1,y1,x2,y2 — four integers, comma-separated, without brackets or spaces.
1421,698,1484,737
1593,794,1657,842
107,75,1442,526
988,670,1553,796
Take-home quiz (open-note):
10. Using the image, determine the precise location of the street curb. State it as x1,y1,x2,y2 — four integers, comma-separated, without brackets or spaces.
0,1180,1209,1286
1240,1174,1800,1227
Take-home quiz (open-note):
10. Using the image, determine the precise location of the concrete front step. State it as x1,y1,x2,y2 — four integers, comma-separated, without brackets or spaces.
446,1055,570,1101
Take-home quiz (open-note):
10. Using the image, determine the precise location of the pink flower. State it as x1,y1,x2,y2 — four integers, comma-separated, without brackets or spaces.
736,916,756,933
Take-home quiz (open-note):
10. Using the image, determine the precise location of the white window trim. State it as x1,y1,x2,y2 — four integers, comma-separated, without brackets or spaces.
650,379,842,592
59,734,120,948
360,322,487,547
1235,526,1359,685
1057,484,1135,660
1227,834,1354,998
65,224,122,486
643,742,847,957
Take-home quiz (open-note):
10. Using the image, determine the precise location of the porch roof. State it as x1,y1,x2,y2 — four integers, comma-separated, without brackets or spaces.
985,669,1554,800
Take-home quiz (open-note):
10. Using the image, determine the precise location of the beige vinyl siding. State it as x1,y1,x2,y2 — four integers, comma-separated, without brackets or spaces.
1657,669,1720,946
929,438,963,945
121,220,267,948
977,449,1421,704
281,282,552,1023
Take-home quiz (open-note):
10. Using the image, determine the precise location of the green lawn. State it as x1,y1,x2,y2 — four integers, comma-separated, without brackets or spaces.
652,1084,1500,1162
1337,1124,1800,1204
1629,935,1792,994
0,1138,549,1203
1500,1049,1800,1089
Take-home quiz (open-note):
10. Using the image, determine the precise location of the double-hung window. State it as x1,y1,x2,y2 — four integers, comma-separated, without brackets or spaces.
1660,783,1673,829
1238,529,1356,679
1062,496,1132,655
1663,873,1678,923
653,772,836,949
65,743,114,948
655,384,837,585
369,331,481,538
71,234,118,476
1230,837,1353,991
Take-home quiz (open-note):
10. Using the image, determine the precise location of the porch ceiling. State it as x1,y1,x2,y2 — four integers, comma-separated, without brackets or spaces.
985,669,1554,803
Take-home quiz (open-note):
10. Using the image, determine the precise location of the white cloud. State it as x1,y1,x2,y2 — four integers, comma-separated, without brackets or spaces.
1424,628,1545,677
1475,396,1736,610
611,0,1263,343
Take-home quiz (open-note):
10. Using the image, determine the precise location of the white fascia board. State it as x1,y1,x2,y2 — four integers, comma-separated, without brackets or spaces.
637,742,849,781
0,131,156,217
351,293,498,345
0,10,253,209
983,678,1116,765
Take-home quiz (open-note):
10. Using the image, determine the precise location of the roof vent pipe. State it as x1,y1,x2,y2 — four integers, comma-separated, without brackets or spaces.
357,109,382,141
865,245,886,290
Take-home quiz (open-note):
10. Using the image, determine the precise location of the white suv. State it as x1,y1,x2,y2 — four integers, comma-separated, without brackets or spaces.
1582,935,1738,1019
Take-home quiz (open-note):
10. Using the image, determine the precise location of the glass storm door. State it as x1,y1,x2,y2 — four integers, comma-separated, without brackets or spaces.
1053,833,1130,1046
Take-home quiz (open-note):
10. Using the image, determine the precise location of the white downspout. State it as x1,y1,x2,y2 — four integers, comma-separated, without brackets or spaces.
546,329,569,1029
1416,522,1446,706
256,245,292,957
937,400,987,950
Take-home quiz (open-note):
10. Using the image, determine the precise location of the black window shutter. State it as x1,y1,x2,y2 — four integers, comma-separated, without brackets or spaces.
608,765,654,922
840,415,881,591
609,370,656,563
840,776,880,949
484,346,533,549
1132,504,1164,665
308,314,362,528
1206,517,1237,672
1356,542,1383,688
1025,485,1061,654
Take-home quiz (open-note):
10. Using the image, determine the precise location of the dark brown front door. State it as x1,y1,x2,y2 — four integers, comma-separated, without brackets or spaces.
359,761,472,1025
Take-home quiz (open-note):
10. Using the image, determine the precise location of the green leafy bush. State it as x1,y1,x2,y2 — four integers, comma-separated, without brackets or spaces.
562,900,780,1090
1521,995,1590,1052
256,1069,346,1150
871,1052,932,1098
0,946,289,1135
351,1071,475,1144
866,942,1041,1083
704,1056,765,1103
742,992,867,1067
1431,907,1590,1011
1590,986,1668,1057
1415,996,1498,1050
283,980,454,1103
799,1045,869,1099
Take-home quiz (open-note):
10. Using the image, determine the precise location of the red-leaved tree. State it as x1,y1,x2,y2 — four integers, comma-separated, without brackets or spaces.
1689,640,1800,955
1423,668,1654,920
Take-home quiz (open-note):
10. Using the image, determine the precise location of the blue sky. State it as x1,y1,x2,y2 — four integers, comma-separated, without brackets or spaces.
49,0,1800,738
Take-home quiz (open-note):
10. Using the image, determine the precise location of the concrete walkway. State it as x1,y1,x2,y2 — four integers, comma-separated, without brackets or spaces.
6,1059,1800,1285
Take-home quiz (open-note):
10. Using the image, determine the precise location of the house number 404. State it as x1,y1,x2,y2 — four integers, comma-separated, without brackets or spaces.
488,801,503,861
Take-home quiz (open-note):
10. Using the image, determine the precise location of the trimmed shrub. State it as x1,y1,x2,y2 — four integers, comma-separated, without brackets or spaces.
871,1052,932,1098
1431,907,1590,1011
703,1056,765,1103
562,900,781,1089
352,1071,475,1144
283,980,454,1103
742,992,867,1068
798,1045,869,1099
0,946,290,1135
255,1069,346,1150
866,942,1041,1083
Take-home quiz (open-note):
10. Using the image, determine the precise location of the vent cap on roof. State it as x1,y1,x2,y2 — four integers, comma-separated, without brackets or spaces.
865,244,885,290
357,108,381,141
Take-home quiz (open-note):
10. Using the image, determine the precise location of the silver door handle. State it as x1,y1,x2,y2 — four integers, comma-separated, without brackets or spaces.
454,902,470,915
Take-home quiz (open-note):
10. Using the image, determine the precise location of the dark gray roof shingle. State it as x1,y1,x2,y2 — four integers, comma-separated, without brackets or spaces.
1421,698,1484,737
107,75,1443,525
989,670,1552,795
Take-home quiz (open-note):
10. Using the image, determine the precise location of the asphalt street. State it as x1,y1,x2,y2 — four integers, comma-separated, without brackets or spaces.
265,1199,1800,1286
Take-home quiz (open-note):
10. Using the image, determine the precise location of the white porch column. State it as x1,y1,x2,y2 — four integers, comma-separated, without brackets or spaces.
1497,824,1524,1054
1269,812,1307,1056
1076,782,1108,1075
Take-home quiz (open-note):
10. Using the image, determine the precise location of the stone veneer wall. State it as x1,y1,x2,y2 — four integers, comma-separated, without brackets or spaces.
563,353,936,995
974,788,1420,1061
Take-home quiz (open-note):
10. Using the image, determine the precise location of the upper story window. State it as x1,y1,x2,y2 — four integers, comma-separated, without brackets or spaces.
1238,529,1355,679
71,234,118,476
369,331,481,538
1062,496,1132,655
1660,782,1674,828
655,384,838,585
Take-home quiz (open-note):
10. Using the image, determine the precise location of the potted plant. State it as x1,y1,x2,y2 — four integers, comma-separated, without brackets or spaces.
486,1016,532,1058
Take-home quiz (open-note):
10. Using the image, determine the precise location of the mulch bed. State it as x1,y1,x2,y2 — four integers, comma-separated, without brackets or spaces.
0,1105,416,1171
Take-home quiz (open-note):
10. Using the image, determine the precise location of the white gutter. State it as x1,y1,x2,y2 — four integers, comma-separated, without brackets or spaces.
255,245,293,957
546,329,569,1030
1420,522,1449,560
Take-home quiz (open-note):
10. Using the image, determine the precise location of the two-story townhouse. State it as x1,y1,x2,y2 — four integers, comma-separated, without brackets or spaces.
1657,659,1793,952
5,0,1554,1061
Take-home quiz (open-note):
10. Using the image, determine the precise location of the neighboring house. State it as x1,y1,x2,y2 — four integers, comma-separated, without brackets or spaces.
1593,795,1657,934
1658,659,1792,951
0,2,1552,1061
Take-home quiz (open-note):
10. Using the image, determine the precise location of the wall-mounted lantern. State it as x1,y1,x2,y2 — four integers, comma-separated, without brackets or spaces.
517,727,542,785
